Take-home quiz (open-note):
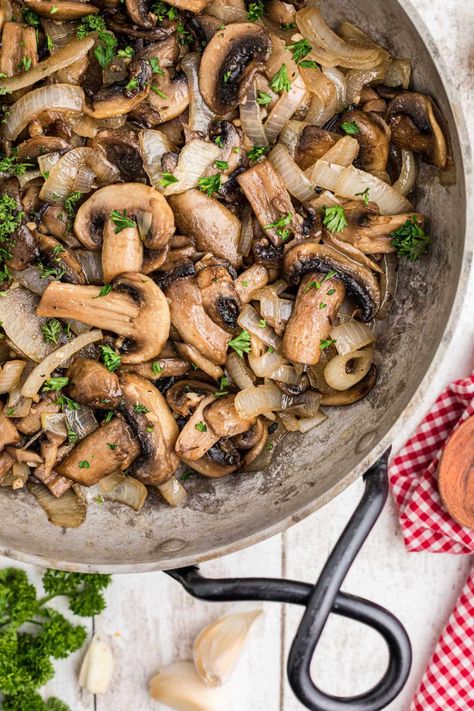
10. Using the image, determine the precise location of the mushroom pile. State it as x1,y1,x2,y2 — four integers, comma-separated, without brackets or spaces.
0,0,447,526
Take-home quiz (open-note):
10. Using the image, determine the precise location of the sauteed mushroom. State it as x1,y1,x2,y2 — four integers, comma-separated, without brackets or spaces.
386,92,447,168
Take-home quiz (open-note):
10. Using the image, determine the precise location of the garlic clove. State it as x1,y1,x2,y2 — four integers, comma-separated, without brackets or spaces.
78,633,114,694
149,661,229,711
193,609,262,687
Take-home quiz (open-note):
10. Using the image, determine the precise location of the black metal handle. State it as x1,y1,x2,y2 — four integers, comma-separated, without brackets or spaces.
166,451,411,710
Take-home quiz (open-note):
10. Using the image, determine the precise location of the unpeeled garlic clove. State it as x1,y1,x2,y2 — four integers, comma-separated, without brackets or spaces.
193,609,262,687
78,633,114,694
149,661,229,711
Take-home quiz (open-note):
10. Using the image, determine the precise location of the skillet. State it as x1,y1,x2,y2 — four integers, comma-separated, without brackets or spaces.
0,0,472,708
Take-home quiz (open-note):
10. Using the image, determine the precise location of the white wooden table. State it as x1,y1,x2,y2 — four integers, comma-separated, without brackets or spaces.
5,1,474,709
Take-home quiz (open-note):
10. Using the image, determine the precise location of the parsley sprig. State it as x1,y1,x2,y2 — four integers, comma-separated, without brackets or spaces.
100,345,121,372
391,216,431,261
109,210,136,233
270,64,291,93
247,0,264,22
228,330,251,358
198,173,221,197
322,205,348,233
264,212,293,241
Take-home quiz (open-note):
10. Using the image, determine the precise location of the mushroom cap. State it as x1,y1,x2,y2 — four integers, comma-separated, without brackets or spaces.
74,183,175,251
114,272,171,363
119,371,179,485
339,109,391,174
283,242,381,322
199,23,272,115
67,357,122,409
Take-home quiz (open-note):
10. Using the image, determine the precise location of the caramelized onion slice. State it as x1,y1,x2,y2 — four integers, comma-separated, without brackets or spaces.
3,84,84,141
28,482,87,528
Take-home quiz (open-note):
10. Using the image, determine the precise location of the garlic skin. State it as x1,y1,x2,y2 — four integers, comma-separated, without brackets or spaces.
193,609,262,687
149,661,229,711
78,634,114,694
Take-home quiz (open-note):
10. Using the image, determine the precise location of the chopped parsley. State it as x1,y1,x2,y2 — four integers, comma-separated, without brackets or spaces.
180,470,194,481
214,135,224,148
94,31,118,70
76,14,106,38
270,64,291,93
228,330,251,358
49,4,59,13
0,153,33,177
198,173,221,197
214,375,229,398
22,7,40,27
256,91,272,106
160,172,178,187
43,377,69,392
264,212,292,241
152,361,163,375
41,318,63,345
148,57,164,75
241,280,249,287
78,460,90,469
247,0,264,22
100,345,121,372
319,302,327,309
18,56,32,72
38,262,65,280
124,77,138,93
246,145,268,162
104,410,114,423
6,407,15,416
133,403,150,414
299,59,320,69
327,288,336,295
340,120,360,135
322,205,348,233
151,85,167,98
56,394,80,412
320,338,336,350
152,1,178,22
118,46,134,58
106,442,117,450
109,209,136,233
258,319,266,328
64,191,83,218
287,39,312,64
214,160,228,170
355,187,370,206
46,35,55,52
281,22,296,31
67,429,79,444
96,494,104,505
223,70,232,83
94,284,113,298
195,421,207,432
391,216,431,261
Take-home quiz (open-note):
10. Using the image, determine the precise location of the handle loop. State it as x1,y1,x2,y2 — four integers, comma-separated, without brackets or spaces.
166,451,411,710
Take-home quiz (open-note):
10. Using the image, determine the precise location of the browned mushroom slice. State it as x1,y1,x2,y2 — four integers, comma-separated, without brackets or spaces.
68,358,122,409
234,265,269,303
282,272,345,365
121,356,190,381
0,22,37,77
119,371,179,485
168,190,242,268
35,233,87,284
56,417,140,485
339,110,391,174
195,256,241,331
173,342,224,381
91,128,146,182
321,365,377,405
16,395,59,435
17,136,71,161
125,0,156,27
37,272,170,363
147,70,190,123
181,454,238,478
199,23,272,114
24,0,100,18
74,183,175,251
175,395,220,461
165,0,211,10
139,35,179,68
203,395,256,438
0,408,20,451
102,218,144,283
165,277,230,365
386,92,447,169
283,242,381,322
166,379,215,417
0,179,38,271
237,161,297,246
282,123,337,170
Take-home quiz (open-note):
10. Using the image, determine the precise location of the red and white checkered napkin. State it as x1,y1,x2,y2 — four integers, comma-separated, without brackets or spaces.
388,371,474,710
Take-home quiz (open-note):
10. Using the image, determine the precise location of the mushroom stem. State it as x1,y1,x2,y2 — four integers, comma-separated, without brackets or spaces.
37,282,138,336
102,219,144,283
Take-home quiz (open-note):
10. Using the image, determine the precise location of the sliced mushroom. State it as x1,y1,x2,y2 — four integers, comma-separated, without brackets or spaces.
56,417,140,485
1,179,38,271
35,232,87,284
119,371,179,485
386,92,447,169
102,218,144,283
0,408,20,451
181,453,237,478
91,128,146,182
139,35,179,68
291,125,338,170
125,0,156,28
16,395,59,435
17,136,71,161
173,341,224,381
40,206,70,243
165,0,211,10
108,14,175,40
199,22,272,114
37,272,170,363
175,395,219,461
24,0,100,18
166,379,215,417
282,272,345,365
339,110,391,174
168,190,242,268
234,264,269,304
121,356,190,381
195,255,241,331
146,70,190,123
237,161,298,246
283,242,381,322
67,358,122,409
203,395,255,438
74,183,175,250
0,22,37,78
86,58,152,119
165,277,230,365
321,364,377,405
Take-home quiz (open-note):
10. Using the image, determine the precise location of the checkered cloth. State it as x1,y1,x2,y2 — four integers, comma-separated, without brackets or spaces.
389,372,474,710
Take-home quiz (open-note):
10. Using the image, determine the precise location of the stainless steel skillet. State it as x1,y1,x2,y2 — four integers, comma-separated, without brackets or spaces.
0,0,472,708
